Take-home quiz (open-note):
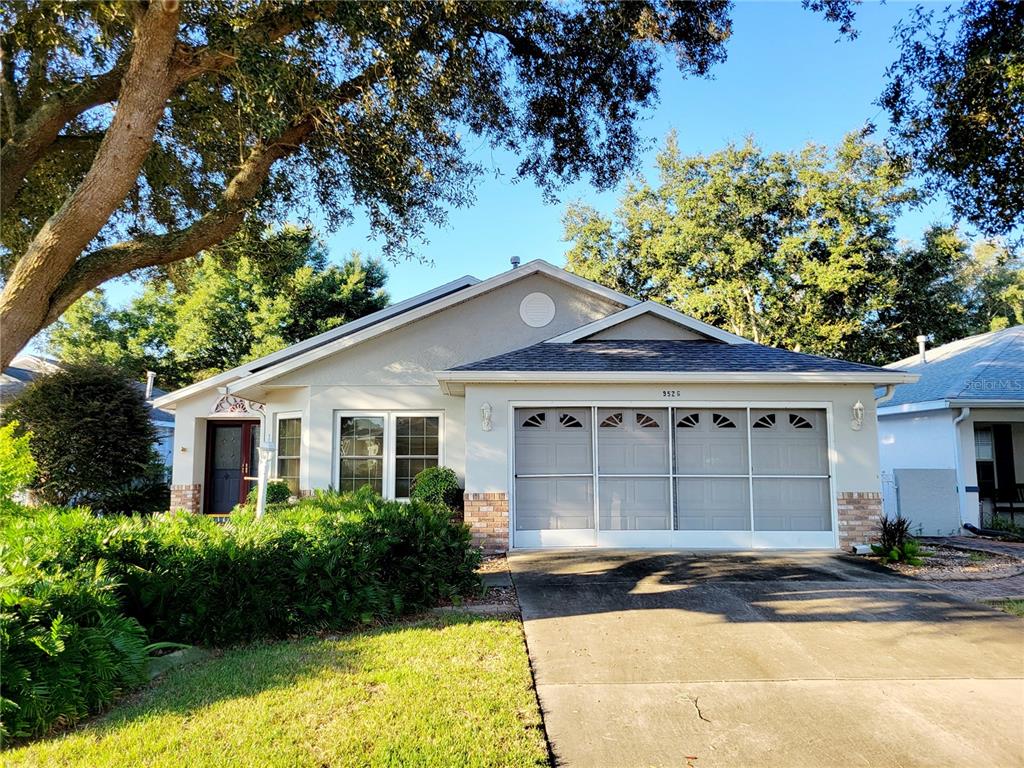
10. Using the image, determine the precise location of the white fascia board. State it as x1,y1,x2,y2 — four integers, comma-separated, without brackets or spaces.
876,399,951,417
436,369,918,396
152,274,480,409
223,260,636,395
542,300,753,345
877,397,1024,417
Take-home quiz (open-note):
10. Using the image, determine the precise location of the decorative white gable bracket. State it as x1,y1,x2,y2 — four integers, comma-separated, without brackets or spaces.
210,394,266,416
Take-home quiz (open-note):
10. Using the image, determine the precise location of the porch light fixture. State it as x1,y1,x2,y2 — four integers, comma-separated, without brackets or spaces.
851,400,864,431
481,402,493,432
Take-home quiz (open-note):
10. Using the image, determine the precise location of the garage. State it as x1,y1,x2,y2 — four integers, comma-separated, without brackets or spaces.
512,405,835,549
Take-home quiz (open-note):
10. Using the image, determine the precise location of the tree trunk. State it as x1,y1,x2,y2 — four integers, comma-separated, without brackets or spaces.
0,2,181,369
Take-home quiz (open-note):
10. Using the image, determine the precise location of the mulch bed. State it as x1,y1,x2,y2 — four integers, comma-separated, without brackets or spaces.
882,545,1024,581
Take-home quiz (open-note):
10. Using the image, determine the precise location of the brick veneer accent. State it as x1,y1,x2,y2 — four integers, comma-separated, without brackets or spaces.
170,483,202,514
837,491,882,551
463,492,509,553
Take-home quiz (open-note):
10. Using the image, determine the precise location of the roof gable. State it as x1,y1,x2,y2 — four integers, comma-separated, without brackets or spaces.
543,301,753,345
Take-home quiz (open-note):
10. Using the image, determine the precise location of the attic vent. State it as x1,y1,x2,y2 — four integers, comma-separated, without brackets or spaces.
520,292,556,328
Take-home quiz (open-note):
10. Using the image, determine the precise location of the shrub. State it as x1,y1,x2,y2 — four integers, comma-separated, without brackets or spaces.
0,510,150,742
872,513,925,564
244,479,293,508
2,364,158,512
410,466,463,512
0,421,36,504
0,489,480,739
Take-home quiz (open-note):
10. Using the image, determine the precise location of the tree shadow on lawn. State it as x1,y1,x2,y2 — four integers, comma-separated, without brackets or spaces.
28,612,516,748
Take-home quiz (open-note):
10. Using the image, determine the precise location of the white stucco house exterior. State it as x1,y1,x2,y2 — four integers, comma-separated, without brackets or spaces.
154,259,915,551
877,326,1024,535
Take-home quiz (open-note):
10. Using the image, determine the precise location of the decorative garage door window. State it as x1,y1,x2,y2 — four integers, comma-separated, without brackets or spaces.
514,408,593,531
513,407,832,535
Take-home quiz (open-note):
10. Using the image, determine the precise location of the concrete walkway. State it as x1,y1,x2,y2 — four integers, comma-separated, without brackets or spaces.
510,550,1024,768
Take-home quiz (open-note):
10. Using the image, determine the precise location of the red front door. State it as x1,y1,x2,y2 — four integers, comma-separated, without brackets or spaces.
204,420,261,514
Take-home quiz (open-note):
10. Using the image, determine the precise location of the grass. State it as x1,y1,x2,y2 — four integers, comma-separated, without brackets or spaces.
5,613,550,768
991,599,1024,617
967,551,992,564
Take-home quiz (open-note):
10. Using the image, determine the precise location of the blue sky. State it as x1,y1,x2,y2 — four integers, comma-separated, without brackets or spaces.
115,1,951,309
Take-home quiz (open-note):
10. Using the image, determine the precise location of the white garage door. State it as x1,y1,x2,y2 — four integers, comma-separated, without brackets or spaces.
513,406,834,549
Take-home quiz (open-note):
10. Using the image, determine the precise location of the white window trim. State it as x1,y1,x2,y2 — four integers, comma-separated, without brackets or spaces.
333,411,445,499
273,411,303,488
507,400,838,549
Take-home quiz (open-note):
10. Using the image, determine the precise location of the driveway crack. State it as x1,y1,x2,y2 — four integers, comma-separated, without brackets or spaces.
689,696,711,723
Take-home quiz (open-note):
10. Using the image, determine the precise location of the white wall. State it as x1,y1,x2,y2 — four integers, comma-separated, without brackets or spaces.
586,314,707,341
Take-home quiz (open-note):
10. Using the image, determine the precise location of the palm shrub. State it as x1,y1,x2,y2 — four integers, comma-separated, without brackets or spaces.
0,510,149,742
872,513,926,565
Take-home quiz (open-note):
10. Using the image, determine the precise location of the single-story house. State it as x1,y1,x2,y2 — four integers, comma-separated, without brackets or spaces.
154,259,915,551
877,326,1024,535
1,354,175,472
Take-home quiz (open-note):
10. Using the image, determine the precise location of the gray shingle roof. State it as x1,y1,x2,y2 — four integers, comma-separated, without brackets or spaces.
449,340,892,374
882,325,1024,407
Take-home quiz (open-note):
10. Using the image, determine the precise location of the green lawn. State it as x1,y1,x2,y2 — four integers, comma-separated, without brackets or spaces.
6,613,550,768
992,599,1024,617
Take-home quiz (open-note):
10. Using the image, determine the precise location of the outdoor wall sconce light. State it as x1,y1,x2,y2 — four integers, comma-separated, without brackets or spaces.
481,402,493,432
851,400,864,431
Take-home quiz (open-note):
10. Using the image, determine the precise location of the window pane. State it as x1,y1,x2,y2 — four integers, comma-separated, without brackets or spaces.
277,418,301,458
395,457,437,498
339,416,384,458
277,458,300,495
339,457,383,494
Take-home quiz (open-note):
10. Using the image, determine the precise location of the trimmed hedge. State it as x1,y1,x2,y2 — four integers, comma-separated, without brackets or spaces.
0,489,480,741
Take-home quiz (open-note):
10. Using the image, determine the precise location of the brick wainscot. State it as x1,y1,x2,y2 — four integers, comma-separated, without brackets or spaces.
464,492,509,553
170,483,202,514
837,491,882,551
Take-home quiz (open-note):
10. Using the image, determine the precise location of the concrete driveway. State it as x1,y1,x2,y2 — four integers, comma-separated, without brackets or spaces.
509,550,1024,768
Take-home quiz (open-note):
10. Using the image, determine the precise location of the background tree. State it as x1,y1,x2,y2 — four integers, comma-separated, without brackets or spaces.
881,0,1024,239
47,226,388,388
4,0,830,367
2,364,160,511
565,132,912,362
564,134,1023,364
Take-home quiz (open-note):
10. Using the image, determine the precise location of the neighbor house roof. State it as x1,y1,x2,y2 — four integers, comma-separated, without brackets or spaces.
436,340,914,394
0,353,176,425
879,325,1024,413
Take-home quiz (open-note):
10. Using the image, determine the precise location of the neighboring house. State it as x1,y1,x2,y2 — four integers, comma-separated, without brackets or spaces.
877,326,1024,535
154,259,914,552
0,354,176,474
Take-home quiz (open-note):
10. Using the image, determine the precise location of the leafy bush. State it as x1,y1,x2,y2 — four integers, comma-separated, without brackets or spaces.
0,510,150,742
2,364,158,511
410,466,463,512
244,479,293,508
872,513,926,564
0,421,36,505
0,490,480,740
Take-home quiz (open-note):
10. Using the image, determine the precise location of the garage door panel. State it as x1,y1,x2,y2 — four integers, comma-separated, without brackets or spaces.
752,477,831,531
750,409,828,475
599,478,671,530
675,409,748,474
515,477,594,531
675,477,751,530
597,408,669,474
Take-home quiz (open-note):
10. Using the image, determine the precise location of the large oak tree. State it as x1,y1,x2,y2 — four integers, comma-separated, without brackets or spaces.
1,0,764,368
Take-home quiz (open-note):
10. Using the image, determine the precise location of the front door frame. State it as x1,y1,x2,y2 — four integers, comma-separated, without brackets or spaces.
204,419,261,514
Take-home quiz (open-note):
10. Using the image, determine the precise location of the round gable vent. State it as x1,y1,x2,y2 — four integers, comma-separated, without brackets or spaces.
520,292,556,327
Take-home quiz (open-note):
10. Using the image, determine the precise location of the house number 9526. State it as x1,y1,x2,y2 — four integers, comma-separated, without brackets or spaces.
662,390,682,398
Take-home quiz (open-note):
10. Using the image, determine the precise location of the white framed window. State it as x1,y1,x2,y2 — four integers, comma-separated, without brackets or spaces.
275,412,302,495
335,411,443,499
